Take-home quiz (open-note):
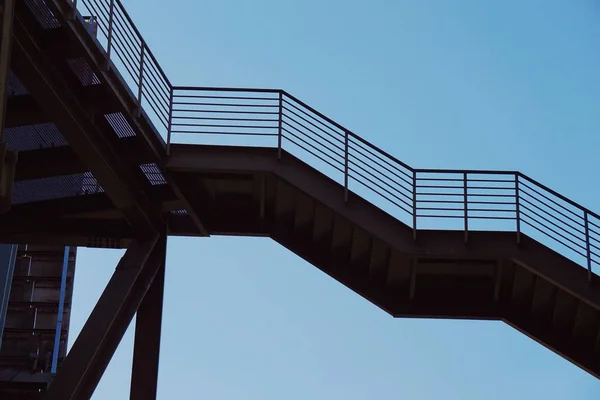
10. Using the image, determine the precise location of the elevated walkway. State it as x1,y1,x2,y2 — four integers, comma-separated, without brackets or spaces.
1,0,599,397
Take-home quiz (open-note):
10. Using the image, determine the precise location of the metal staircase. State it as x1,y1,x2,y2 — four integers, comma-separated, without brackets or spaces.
1,0,600,397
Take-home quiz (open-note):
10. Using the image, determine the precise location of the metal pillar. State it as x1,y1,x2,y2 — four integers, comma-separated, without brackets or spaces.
43,235,161,400
0,0,16,141
130,235,166,400
0,244,17,349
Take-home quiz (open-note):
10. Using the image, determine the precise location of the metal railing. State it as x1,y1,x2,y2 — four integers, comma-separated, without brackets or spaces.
73,0,172,138
68,0,600,280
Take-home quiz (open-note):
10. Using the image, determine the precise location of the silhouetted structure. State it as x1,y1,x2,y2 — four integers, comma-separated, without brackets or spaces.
0,0,599,398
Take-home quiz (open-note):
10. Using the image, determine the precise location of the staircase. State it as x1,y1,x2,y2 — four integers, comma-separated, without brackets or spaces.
4,0,600,386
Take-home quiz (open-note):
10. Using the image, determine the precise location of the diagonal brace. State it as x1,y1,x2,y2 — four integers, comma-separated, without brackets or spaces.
43,234,164,400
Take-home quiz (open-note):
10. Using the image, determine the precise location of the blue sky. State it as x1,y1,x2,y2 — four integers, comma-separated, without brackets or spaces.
70,0,600,398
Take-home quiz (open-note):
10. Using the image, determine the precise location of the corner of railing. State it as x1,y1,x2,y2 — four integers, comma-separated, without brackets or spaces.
412,170,417,241
277,91,283,160
584,211,592,283
166,85,174,156
515,172,521,244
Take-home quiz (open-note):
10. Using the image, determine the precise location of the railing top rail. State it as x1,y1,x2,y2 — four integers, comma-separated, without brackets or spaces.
173,86,281,94
111,0,172,88
518,172,599,221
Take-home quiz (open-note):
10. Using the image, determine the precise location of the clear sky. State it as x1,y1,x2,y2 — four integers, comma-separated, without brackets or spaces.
69,0,600,398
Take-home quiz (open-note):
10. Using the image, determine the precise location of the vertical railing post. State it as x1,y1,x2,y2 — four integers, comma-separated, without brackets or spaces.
584,212,592,283
137,42,145,117
412,170,417,241
463,172,468,243
71,0,79,20
277,91,283,160
344,130,349,202
166,86,174,156
515,173,521,244
105,0,115,69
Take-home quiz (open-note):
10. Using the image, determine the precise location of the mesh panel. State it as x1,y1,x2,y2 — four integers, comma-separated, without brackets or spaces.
4,123,68,151
105,113,136,138
13,172,103,204
66,58,101,86
171,209,188,216
24,0,61,29
7,71,28,96
139,163,166,186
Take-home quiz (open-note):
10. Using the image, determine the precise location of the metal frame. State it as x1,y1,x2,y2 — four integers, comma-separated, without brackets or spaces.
43,235,163,400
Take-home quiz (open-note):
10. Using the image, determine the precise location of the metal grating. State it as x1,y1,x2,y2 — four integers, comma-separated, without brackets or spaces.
66,58,101,86
139,163,166,186
4,123,68,151
104,112,136,138
7,71,29,97
24,0,61,29
13,172,103,204
170,209,188,216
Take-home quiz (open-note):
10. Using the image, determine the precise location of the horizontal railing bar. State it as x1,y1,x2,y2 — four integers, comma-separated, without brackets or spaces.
416,184,463,189
172,123,277,129
416,199,464,204
468,178,515,183
417,214,464,219
282,135,345,174
349,135,414,176
113,0,172,88
172,109,279,115
416,177,463,182
520,201,585,239
589,219,600,231
283,113,345,153
519,173,599,221
283,98,344,140
468,208,517,213
348,159,413,204
142,75,170,111
416,169,518,175
282,118,345,158
173,94,278,101
416,192,515,198
174,86,281,93
468,186,515,190
521,217,587,258
468,216,516,220
519,190,585,230
143,91,169,124
349,137,413,181
352,178,413,215
519,179,584,221
520,209,586,252
173,101,279,108
172,116,278,122
171,130,277,137
281,128,344,168
142,63,171,102
348,146,413,189
417,207,463,211
349,165,413,209
282,103,345,146
469,200,515,205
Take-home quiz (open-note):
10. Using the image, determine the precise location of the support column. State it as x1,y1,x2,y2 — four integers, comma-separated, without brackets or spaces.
44,235,161,400
130,235,166,400
0,0,16,137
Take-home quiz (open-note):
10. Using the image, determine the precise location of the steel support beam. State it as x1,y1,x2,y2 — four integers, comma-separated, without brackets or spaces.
11,4,161,233
43,235,162,400
130,236,166,400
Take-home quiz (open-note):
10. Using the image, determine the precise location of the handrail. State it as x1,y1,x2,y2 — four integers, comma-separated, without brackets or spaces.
69,0,600,280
